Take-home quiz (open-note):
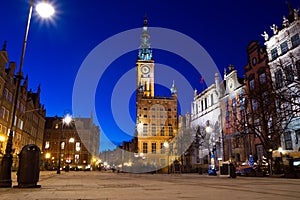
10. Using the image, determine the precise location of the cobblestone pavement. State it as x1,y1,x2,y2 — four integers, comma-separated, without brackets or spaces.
0,171,299,200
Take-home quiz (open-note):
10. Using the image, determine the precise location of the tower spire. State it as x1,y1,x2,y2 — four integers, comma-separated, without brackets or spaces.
170,80,178,95
138,15,152,60
143,13,147,27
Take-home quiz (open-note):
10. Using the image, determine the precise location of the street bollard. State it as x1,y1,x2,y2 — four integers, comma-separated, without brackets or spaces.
14,144,41,188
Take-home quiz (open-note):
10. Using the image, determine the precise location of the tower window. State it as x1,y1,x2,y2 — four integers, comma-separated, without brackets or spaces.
143,124,148,136
143,143,148,153
160,125,165,136
151,143,156,154
151,124,156,136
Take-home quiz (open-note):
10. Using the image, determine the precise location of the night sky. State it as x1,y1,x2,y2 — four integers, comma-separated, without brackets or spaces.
1,0,299,151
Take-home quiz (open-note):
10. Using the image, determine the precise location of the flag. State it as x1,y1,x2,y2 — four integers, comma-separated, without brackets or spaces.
200,76,204,84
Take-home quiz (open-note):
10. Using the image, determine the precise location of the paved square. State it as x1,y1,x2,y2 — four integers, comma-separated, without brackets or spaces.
0,171,299,200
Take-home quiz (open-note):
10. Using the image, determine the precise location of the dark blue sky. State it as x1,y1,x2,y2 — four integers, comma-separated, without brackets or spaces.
1,0,299,151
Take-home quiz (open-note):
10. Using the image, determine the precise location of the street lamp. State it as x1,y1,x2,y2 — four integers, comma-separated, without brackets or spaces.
0,0,54,188
57,114,72,174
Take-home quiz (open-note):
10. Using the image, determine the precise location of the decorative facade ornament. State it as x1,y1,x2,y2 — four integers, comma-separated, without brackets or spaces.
283,16,289,27
294,8,299,21
270,24,278,34
261,31,269,41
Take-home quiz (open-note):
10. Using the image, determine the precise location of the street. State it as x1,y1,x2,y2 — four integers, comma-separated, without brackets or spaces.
0,171,299,200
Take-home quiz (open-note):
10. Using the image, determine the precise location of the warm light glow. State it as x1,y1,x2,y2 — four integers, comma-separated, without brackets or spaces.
206,126,213,133
0,135,5,142
63,114,72,125
163,142,169,148
69,137,75,143
278,147,283,153
45,153,51,159
137,122,143,134
36,2,55,18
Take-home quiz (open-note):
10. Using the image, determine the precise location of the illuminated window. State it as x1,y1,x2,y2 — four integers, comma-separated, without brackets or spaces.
61,142,65,150
45,141,50,149
19,120,24,130
142,124,148,136
75,142,81,151
151,143,156,154
142,143,148,153
168,126,173,136
151,124,156,136
160,126,165,136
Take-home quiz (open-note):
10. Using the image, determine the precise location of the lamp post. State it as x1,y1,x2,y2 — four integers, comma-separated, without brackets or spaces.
206,125,217,175
57,114,72,174
67,137,75,170
0,0,54,188
163,141,170,174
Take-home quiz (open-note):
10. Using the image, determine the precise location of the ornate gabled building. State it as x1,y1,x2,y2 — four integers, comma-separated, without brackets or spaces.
264,6,300,152
244,41,280,162
191,73,223,170
220,65,246,163
135,17,178,172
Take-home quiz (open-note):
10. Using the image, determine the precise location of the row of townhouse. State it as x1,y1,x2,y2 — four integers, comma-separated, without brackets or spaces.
0,42,101,171
0,42,46,170
187,6,300,173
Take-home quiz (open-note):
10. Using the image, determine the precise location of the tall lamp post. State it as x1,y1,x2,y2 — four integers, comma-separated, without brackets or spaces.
0,1,54,187
163,141,170,174
57,114,72,174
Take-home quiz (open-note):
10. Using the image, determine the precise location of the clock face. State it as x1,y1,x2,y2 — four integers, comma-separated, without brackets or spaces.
141,65,150,74
228,78,234,91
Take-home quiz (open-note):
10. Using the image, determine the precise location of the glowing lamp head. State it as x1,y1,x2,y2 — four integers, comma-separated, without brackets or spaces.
63,114,72,125
0,135,5,142
163,142,169,148
45,153,51,159
36,2,55,18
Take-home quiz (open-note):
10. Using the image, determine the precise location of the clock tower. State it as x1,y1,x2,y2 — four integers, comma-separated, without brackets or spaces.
136,16,154,97
134,17,178,173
